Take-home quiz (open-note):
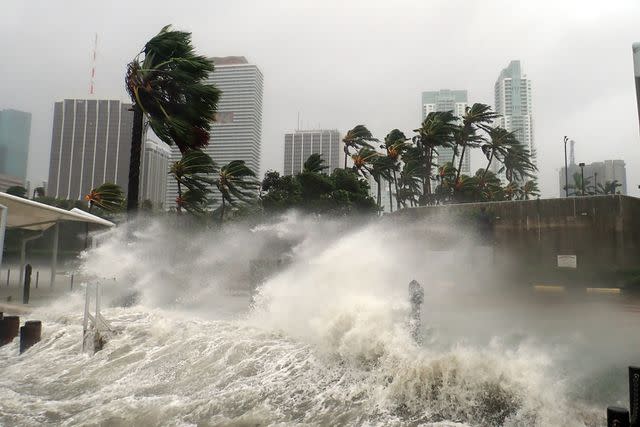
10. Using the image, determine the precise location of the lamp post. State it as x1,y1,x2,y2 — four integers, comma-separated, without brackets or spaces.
563,136,569,197
579,162,585,196
594,172,598,194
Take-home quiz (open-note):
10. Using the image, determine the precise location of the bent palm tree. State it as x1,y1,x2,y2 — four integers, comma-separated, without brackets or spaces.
303,153,328,174
343,125,377,169
169,149,217,213
520,179,540,200
85,183,125,212
125,25,220,212
453,103,499,184
412,111,458,204
216,160,258,222
481,126,517,179
382,129,409,212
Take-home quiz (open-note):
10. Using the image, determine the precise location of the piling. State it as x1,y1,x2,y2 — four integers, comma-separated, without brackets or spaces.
23,264,32,304
19,320,42,353
35,271,39,288
70,274,74,291
0,315,20,346
608,406,631,427
6,269,9,287
631,366,640,427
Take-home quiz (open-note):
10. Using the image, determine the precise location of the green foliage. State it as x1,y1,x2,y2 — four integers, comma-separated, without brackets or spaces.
85,183,125,212
303,153,328,174
126,25,220,154
6,185,27,198
260,159,376,216
169,149,217,213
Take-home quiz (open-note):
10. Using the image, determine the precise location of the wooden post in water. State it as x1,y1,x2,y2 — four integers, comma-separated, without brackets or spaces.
0,315,19,346
6,269,9,287
19,320,42,353
22,264,32,304
608,406,631,427
35,271,39,288
631,366,640,427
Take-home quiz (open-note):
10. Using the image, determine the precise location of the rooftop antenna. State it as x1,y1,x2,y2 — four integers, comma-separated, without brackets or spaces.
570,139,576,165
89,33,98,95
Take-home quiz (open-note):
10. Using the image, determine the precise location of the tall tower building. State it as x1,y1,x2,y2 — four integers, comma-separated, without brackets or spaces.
0,109,31,183
47,99,133,200
421,90,470,174
283,129,341,175
633,43,640,132
493,60,535,180
165,56,264,209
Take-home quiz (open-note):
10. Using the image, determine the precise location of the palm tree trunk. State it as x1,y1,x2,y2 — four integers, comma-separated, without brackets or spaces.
220,196,225,222
455,145,466,183
376,178,381,212
481,151,495,180
393,170,400,209
388,178,393,213
344,151,348,169
127,104,144,213
176,181,182,214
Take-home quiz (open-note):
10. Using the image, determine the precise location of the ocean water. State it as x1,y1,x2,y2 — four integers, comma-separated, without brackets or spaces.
0,213,634,426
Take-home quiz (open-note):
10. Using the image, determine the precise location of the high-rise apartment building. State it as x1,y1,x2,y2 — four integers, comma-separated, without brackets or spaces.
165,56,264,209
558,160,627,196
421,90,470,174
633,43,640,132
283,129,341,175
47,99,134,200
493,60,535,181
140,139,171,209
0,109,31,182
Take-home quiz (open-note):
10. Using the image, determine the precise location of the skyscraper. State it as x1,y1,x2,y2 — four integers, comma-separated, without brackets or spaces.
165,56,264,209
140,139,171,209
493,60,535,180
633,43,640,132
283,129,341,175
47,99,133,200
0,109,31,182
421,90,470,174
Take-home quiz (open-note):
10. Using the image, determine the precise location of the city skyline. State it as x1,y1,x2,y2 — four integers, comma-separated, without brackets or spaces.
2,2,639,199
559,159,627,196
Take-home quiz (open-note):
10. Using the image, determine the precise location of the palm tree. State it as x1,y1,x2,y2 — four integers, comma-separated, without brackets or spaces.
474,169,504,202
596,180,622,195
216,160,258,222
125,25,220,212
519,180,540,200
499,142,537,184
350,147,391,211
397,157,426,207
343,125,377,169
84,183,125,212
412,111,458,204
169,149,217,214
303,153,328,174
481,126,517,180
382,129,409,212
453,103,499,184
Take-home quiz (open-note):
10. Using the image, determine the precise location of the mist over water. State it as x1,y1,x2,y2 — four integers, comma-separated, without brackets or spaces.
1,212,636,426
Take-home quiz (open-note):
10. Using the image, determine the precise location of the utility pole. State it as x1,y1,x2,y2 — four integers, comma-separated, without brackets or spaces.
563,136,569,197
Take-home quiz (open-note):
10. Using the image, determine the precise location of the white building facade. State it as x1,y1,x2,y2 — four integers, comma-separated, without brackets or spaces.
492,60,535,182
283,129,341,175
140,139,171,209
165,56,264,209
421,89,470,175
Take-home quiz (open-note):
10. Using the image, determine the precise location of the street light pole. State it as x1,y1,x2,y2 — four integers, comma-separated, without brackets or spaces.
579,162,586,196
563,136,569,197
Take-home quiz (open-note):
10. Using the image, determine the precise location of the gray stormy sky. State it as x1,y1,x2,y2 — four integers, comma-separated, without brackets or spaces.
1,0,639,197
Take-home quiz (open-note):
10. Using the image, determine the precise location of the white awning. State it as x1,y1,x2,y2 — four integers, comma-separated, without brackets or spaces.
0,192,115,230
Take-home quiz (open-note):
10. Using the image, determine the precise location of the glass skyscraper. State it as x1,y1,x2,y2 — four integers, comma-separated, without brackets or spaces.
0,109,31,182
283,129,341,176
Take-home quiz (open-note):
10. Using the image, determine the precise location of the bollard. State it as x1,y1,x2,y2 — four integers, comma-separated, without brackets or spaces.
631,366,640,427
0,315,20,346
35,271,39,288
19,320,42,354
609,406,631,427
23,264,32,304
408,279,424,343
6,269,9,287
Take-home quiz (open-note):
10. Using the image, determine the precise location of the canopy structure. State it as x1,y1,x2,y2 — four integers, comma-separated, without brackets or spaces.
0,192,115,287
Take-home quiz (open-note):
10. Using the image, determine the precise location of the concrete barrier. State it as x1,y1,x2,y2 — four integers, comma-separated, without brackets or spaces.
19,320,41,353
0,315,19,345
